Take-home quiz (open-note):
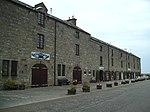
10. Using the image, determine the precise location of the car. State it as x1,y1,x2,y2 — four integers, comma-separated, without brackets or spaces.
125,79,130,84
121,80,126,84
131,79,135,83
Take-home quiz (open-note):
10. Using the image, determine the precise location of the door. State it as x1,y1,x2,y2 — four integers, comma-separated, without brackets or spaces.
99,70,103,81
32,63,48,87
96,70,104,82
73,66,82,83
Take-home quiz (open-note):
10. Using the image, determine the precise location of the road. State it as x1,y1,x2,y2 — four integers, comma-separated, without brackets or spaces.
1,80,150,112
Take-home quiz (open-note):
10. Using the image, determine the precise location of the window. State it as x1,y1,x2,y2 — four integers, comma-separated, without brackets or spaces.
93,70,95,77
76,31,79,39
128,62,130,68
137,63,140,70
2,60,18,77
37,12,45,26
75,44,79,56
37,34,44,49
84,70,87,75
111,49,113,57
100,56,103,66
111,58,114,66
58,64,61,76
2,60,9,76
100,46,102,51
57,64,66,76
120,53,123,58
11,61,18,76
121,61,123,68
133,58,135,63
62,65,65,76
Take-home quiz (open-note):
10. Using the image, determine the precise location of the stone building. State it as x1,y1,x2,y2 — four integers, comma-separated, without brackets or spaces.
0,0,141,88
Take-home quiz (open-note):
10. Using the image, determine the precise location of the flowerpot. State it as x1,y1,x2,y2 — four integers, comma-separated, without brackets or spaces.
97,85,102,89
131,79,135,83
73,82,77,85
121,80,126,84
68,90,76,95
106,82,112,87
114,82,118,86
18,84,25,90
11,84,18,90
125,79,130,84
82,88,90,92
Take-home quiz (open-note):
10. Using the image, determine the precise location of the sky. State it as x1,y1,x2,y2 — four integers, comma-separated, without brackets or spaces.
21,0,150,73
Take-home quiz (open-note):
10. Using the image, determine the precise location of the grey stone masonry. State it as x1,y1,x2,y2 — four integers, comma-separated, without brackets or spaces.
0,0,141,88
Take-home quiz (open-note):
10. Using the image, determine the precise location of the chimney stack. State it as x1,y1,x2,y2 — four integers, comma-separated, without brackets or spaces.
67,15,77,26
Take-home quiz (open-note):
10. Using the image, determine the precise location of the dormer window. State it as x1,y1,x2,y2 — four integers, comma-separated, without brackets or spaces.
35,3,47,26
37,12,45,26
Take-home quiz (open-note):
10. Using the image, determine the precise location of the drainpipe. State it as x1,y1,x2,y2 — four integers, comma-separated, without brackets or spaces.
126,51,127,79
54,21,57,86
108,44,110,72
108,44,110,81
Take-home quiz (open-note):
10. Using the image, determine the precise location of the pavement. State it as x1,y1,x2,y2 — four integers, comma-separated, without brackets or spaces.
0,80,124,109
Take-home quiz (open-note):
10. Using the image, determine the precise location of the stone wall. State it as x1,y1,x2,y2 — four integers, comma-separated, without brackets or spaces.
0,0,141,88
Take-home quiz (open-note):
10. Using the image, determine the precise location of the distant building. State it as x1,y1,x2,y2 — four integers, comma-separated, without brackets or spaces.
0,0,141,88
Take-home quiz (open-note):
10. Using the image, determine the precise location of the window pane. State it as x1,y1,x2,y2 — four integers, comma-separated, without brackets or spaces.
11,61,18,76
111,58,114,66
62,65,65,76
111,49,113,56
121,61,123,68
58,64,61,76
37,34,44,49
100,46,102,51
38,13,45,25
2,60,9,76
128,62,130,68
76,31,79,39
100,56,103,66
75,44,79,56
120,53,123,58
93,70,95,77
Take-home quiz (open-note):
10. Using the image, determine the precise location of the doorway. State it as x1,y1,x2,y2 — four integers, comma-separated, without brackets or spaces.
32,63,48,87
73,66,82,83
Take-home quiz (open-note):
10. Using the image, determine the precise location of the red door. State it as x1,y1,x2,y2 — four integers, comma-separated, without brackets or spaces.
73,66,82,83
32,64,48,87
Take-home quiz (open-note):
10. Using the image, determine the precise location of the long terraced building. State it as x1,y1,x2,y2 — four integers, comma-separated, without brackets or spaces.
0,0,141,88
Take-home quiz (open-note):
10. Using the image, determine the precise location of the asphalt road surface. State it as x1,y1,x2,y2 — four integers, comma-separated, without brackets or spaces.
1,80,150,112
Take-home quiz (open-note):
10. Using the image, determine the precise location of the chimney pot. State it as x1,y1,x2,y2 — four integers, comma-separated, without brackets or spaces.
67,16,77,26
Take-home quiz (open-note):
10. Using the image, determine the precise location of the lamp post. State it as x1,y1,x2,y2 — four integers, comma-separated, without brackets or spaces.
99,66,104,81
128,68,131,79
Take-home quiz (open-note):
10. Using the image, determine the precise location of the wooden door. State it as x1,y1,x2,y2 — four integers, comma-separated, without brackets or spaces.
73,66,82,83
32,64,48,87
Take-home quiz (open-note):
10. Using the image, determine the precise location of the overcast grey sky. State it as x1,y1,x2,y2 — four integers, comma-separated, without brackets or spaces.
21,0,150,73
